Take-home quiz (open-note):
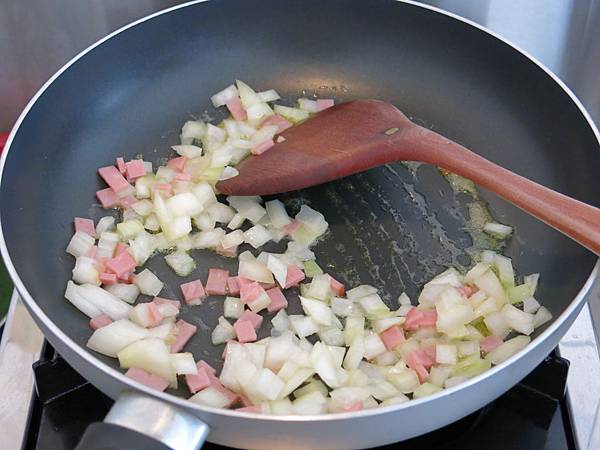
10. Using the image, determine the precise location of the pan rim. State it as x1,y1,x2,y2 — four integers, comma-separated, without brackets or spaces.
0,0,599,423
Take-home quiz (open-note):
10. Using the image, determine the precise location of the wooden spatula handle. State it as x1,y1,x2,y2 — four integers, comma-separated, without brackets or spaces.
405,126,600,255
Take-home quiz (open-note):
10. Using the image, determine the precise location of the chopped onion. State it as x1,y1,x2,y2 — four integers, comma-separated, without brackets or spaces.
300,296,334,326
87,319,149,357
244,225,272,248
273,104,309,123
193,229,225,249
211,84,239,107
180,120,206,144
238,259,274,284
170,352,198,375
289,315,319,338
257,89,280,102
346,285,377,300
485,335,530,364
95,216,116,235
189,386,231,408
534,306,552,328
483,222,513,239
105,283,140,304
224,297,244,319
133,269,163,296
66,232,95,257
501,304,534,335
363,333,386,360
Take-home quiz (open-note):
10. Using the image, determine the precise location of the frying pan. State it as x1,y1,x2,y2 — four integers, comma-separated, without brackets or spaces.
1,0,599,448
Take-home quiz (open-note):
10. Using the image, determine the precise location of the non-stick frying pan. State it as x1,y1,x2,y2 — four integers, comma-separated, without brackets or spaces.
1,0,599,449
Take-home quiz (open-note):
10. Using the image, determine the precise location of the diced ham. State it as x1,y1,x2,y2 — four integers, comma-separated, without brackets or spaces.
236,405,261,413
251,139,275,155
404,307,425,331
420,309,438,328
457,285,478,298
316,99,335,111
98,166,130,193
100,272,118,285
215,243,238,257
420,346,436,369
185,366,211,394
170,319,198,353
234,310,263,329
341,401,363,412
105,251,137,277
118,272,134,283
380,326,405,351
115,242,129,256
266,287,288,313
283,219,301,236
227,277,240,296
327,275,345,296
260,114,293,133
167,156,187,172
259,281,277,290
180,280,206,305
153,297,181,309
240,282,265,304
205,268,229,295
226,98,247,121
174,172,192,181
236,277,253,287
209,378,239,408
198,360,217,376
116,157,127,175
86,245,98,258
234,320,257,343
406,351,429,383
145,302,163,328
125,160,146,181
74,217,96,237
152,183,173,195
480,335,504,353
285,264,305,288
125,368,169,392
119,195,138,209
89,314,113,330
96,188,120,208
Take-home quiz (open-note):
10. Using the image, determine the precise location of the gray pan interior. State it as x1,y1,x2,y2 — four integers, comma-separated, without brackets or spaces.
1,0,599,409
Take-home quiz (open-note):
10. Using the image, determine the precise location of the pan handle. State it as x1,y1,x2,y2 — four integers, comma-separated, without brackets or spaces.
75,391,209,450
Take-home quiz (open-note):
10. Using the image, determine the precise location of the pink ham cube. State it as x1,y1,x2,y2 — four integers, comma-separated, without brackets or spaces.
260,114,293,133
96,188,120,208
340,401,363,412
259,281,277,290
420,309,437,328
119,195,137,209
240,282,265,304
457,284,478,298
166,156,187,172
174,172,192,181
234,320,257,343
236,277,252,287
227,277,241,296
98,165,130,193
209,378,239,408
215,243,238,257
198,360,217,376
180,280,206,305
105,251,137,277
118,272,133,283
205,268,229,295
74,217,96,237
251,139,275,155
404,307,425,331
283,219,301,236
116,157,127,175
114,242,129,256
316,99,335,111
236,405,261,413
125,368,169,392
285,264,305,288
480,335,503,353
152,183,173,195
406,351,429,383
327,275,345,296
152,297,181,309
99,272,118,285
266,287,288,313
226,98,247,121
234,310,263,329
125,159,146,181
185,366,211,394
170,319,198,353
380,326,405,351
145,302,163,328
419,346,436,369
89,314,113,330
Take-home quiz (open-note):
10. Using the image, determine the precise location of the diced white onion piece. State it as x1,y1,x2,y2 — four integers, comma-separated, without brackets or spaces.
271,309,291,332
211,320,236,345
267,255,288,288
374,350,398,366
246,103,274,125
501,304,534,335
413,382,442,399
331,297,357,317
524,273,540,294
77,283,132,320
219,166,239,181
66,232,95,258
236,80,262,110
252,368,284,401
428,366,454,387
372,317,405,334
300,296,334,326
435,344,458,365
238,259,274,284
426,268,463,288
289,315,319,338
205,123,227,143
166,192,203,218
224,297,244,319
65,281,102,318
363,333,387,360
344,316,365,346
358,294,390,319
380,394,410,407
457,340,480,357
483,222,513,239
95,216,115,235
144,214,160,232
72,256,101,285
494,254,515,287
189,387,231,408
464,262,490,284
397,304,413,316
181,121,206,144
165,250,196,276
485,335,530,365
172,144,203,159
473,269,507,305
257,89,280,102
534,306,552,328
117,338,175,383
244,224,272,249
219,229,243,250
87,319,149,357
286,241,315,263
265,199,291,229
170,353,198,375
156,166,176,182
346,285,377,300
105,283,140,304
310,342,342,388
484,311,510,339
304,274,331,301
291,391,327,415
248,291,271,313
398,292,411,306
156,303,179,318
227,196,266,223
273,104,309,123
134,269,163,296
297,98,319,113
211,84,239,107
191,182,217,208
131,199,153,217
296,205,328,235
318,326,345,347
386,366,420,393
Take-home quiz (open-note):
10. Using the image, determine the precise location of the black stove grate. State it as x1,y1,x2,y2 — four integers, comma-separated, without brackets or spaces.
24,342,575,450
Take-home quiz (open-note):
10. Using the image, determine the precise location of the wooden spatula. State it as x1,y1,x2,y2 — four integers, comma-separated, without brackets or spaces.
216,100,600,255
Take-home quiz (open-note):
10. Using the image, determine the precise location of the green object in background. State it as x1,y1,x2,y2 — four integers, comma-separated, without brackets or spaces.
0,257,12,320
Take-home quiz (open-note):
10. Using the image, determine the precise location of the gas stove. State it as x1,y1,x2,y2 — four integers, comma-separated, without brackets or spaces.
0,290,598,450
